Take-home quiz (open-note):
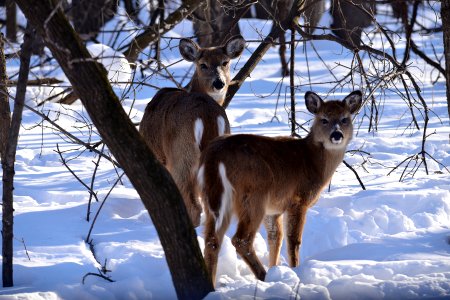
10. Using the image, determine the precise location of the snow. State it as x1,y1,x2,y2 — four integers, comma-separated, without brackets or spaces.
1,5,450,300
86,44,132,87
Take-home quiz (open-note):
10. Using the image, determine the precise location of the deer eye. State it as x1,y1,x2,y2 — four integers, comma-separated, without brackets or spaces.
341,117,349,124
321,118,329,125
222,61,229,67
200,63,208,70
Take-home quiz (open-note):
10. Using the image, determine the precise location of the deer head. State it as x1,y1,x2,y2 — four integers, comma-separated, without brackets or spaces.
179,35,245,105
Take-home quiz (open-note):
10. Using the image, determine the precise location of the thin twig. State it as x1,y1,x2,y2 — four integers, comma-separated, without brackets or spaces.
85,172,125,244
87,143,105,222
56,144,100,204
342,160,366,190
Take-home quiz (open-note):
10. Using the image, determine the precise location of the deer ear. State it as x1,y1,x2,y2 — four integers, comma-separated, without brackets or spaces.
343,90,363,114
224,35,245,59
305,91,323,114
179,38,200,62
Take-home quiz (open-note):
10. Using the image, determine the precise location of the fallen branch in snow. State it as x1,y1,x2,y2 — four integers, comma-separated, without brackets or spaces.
388,150,450,182
16,237,31,261
82,272,114,284
342,160,366,190
85,237,113,282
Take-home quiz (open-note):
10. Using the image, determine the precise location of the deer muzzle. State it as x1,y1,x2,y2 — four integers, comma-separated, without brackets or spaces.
330,130,344,144
213,79,225,90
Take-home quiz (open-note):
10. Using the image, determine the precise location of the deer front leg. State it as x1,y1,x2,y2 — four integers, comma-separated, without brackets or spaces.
285,205,308,267
264,214,283,267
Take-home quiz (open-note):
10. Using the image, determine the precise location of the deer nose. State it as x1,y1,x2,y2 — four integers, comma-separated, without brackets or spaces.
213,79,225,90
330,131,343,144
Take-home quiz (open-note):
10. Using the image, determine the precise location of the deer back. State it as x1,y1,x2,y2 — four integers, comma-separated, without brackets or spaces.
140,88,230,166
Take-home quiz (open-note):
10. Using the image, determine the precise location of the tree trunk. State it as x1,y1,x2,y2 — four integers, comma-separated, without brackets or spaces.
192,0,241,47
5,0,17,42
442,0,450,123
0,35,10,162
2,23,33,288
14,1,214,299
0,31,11,288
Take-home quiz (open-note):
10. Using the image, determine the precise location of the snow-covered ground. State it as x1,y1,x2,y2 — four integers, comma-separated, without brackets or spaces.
1,3,450,299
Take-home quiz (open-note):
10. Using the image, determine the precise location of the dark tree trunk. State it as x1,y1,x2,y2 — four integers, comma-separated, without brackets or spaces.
442,0,450,123
14,1,214,299
2,23,33,288
192,0,241,47
0,33,11,287
0,35,10,162
123,0,139,24
5,0,16,42
69,0,118,41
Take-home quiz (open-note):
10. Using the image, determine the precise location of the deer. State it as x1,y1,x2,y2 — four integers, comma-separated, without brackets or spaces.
139,35,245,227
197,90,363,283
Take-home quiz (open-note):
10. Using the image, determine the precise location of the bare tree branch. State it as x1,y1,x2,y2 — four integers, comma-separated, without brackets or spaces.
123,0,206,62
223,0,304,108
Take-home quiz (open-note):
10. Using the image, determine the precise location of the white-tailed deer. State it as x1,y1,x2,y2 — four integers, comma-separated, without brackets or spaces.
139,35,245,227
198,90,362,283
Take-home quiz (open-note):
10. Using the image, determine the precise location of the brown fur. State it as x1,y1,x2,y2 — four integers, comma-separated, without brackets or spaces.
139,36,245,227
198,91,363,283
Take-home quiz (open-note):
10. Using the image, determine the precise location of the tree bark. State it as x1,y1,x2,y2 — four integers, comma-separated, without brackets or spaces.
123,0,206,62
5,0,17,42
2,23,33,288
442,0,450,123
14,1,214,299
0,35,10,162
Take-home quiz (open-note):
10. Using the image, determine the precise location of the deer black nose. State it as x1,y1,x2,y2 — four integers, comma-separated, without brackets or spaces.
330,131,343,144
213,79,225,90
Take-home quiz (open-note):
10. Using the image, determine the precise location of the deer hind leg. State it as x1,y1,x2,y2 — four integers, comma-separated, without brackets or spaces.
285,204,308,267
167,147,202,227
203,206,231,286
231,195,267,281
264,214,283,267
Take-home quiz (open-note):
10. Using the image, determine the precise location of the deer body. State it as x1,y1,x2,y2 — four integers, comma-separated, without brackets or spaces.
198,91,363,283
139,36,245,227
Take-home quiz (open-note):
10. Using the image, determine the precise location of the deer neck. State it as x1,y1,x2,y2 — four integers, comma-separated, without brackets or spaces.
186,75,227,105
304,135,346,184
